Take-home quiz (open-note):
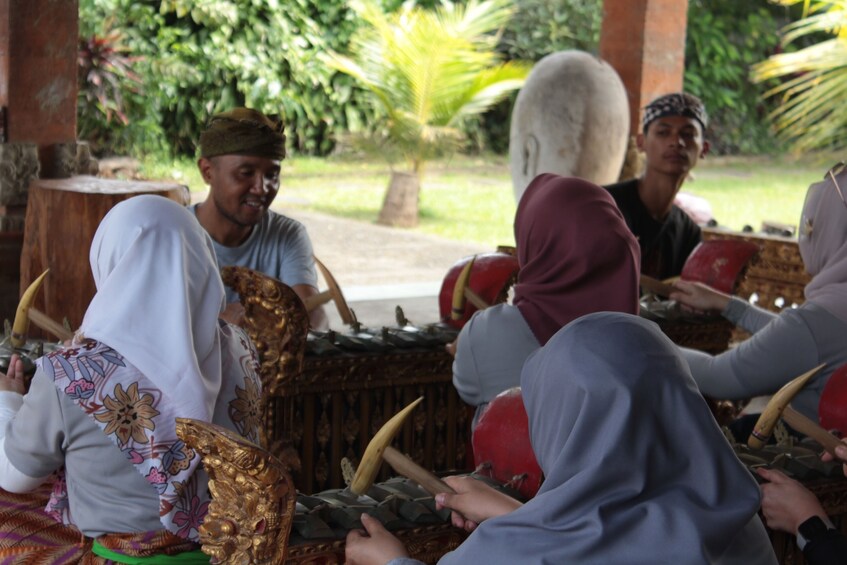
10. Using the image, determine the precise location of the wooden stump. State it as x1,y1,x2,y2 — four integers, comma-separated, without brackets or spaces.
20,176,189,336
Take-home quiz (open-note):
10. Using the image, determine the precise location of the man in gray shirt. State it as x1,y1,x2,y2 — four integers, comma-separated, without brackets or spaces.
194,107,327,329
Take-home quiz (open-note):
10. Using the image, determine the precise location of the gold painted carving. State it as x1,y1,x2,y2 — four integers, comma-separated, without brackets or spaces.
175,418,297,565
221,266,309,398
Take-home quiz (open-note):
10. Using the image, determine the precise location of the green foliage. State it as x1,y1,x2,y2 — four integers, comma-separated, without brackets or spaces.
472,0,601,153
78,0,376,157
475,0,788,156
479,0,788,156
324,0,530,174
75,0,808,158
77,29,154,155
497,0,601,61
684,0,787,154
751,0,847,153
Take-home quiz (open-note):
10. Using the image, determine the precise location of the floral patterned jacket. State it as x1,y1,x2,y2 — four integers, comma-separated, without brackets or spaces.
35,321,262,541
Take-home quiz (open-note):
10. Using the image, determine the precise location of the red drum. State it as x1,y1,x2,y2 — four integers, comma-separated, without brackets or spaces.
680,239,759,294
438,251,519,329
472,388,543,499
819,363,847,435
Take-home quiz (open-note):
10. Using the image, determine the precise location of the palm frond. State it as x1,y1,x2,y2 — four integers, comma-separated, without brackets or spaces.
323,0,529,170
752,1,847,151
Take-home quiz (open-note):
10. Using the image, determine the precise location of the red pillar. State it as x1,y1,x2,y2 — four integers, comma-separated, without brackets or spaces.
1,0,78,146
599,0,689,135
0,0,79,324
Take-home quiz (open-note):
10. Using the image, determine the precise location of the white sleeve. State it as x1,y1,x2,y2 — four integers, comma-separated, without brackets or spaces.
681,310,819,401
0,390,23,428
0,390,52,493
452,318,484,407
722,296,779,334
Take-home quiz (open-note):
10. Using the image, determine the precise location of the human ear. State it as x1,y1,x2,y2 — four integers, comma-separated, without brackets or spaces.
197,158,214,184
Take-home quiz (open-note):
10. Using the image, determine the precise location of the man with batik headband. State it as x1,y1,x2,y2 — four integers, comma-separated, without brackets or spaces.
606,92,710,280
194,107,327,329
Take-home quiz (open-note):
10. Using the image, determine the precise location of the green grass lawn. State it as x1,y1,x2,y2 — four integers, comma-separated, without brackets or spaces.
139,152,841,249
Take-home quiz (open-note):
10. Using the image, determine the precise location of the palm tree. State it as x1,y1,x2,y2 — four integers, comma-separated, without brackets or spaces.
326,0,530,227
751,0,847,152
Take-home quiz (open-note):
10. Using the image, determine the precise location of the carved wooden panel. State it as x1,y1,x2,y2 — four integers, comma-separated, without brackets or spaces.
273,349,470,493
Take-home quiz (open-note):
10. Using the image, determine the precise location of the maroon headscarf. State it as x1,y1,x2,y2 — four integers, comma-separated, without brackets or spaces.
513,174,640,344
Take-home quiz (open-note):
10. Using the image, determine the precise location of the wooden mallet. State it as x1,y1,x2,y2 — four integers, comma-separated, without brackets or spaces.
303,256,355,325
748,364,844,455
350,397,456,497
11,269,73,345
450,257,490,321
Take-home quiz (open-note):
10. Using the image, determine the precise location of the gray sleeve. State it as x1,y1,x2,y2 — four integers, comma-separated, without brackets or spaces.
386,559,426,565
3,368,66,477
722,296,779,334
279,222,317,289
452,316,483,407
681,310,819,400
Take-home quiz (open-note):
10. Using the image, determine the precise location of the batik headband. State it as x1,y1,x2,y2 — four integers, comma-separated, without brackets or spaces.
199,107,286,159
642,93,708,133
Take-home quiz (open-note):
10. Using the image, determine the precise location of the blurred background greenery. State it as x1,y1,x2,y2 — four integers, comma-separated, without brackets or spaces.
82,0,846,240
138,153,833,248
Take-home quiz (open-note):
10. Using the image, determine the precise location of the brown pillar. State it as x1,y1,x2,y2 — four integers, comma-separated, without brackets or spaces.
599,0,689,136
1,0,79,146
0,0,79,324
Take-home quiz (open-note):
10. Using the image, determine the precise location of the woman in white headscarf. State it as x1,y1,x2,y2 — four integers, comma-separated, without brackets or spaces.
670,164,847,424
0,196,262,562
346,312,776,565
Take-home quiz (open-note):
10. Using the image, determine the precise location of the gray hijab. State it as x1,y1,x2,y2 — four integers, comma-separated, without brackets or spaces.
440,313,775,565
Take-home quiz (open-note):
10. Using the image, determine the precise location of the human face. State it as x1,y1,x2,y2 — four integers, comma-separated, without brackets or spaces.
638,116,708,177
200,155,281,228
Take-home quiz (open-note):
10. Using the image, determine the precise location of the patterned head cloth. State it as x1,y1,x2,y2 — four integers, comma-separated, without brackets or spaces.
199,107,286,159
642,92,708,134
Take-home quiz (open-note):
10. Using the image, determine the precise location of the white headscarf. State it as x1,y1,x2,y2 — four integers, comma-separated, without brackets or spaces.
440,313,775,564
80,195,225,421
800,164,847,323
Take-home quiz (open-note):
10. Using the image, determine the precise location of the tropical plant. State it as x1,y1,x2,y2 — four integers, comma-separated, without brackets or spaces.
498,0,601,60
751,0,847,152
78,31,140,126
684,0,786,154
325,0,530,227
78,0,375,157
77,29,152,154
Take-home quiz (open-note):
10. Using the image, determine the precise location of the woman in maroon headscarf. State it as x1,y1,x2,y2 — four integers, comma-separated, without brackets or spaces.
452,173,640,426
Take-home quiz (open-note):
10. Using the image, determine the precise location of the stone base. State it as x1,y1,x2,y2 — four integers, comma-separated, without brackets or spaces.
0,143,39,207
39,141,99,178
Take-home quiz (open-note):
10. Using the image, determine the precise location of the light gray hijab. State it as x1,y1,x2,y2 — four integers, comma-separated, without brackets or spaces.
439,312,775,565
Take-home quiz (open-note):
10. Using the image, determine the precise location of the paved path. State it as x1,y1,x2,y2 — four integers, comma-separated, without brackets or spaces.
291,206,488,328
